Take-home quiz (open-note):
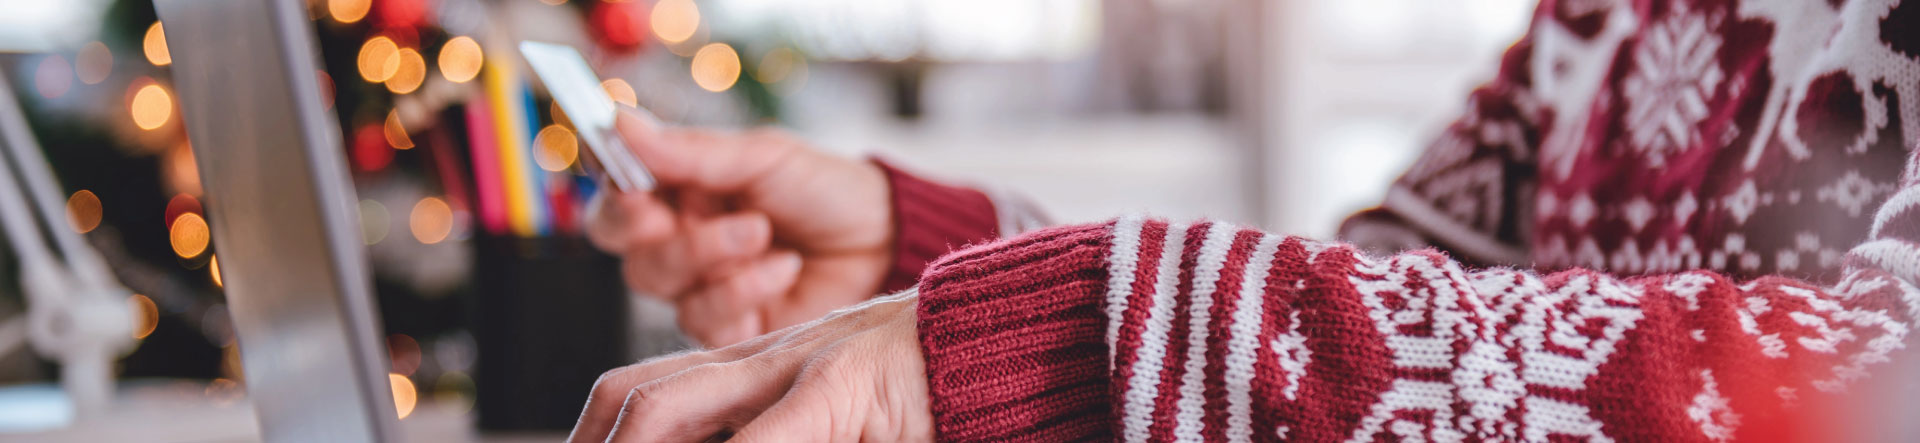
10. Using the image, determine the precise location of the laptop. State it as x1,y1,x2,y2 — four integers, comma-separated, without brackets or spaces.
154,0,398,441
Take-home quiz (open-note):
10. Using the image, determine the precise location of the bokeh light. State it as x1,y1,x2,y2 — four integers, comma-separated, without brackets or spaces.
533,125,578,172
317,70,335,109
66,190,102,234
330,0,372,24
550,101,573,129
358,36,400,83
650,0,700,44
410,197,453,244
351,124,394,171
35,55,73,99
374,0,430,28
756,47,808,92
143,22,170,66
385,47,426,94
129,294,158,339
169,212,211,259
390,373,418,420
388,334,421,375
164,193,202,231
360,199,389,245
203,305,234,346
538,0,567,5
219,343,241,378
434,371,476,414
76,42,112,85
164,142,203,196
384,110,414,149
589,1,650,51
210,254,223,287
130,83,174,130
207,377,243,405
601,78,638,107
690,43,741,92
437,36,483,83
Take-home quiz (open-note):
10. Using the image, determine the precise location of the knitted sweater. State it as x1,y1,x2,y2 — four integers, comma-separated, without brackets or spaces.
877,0,1920,440
916,214,1919,441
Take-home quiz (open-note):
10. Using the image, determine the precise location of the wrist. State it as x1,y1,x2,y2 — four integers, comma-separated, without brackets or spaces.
871,159,1002,294
851,158,896,257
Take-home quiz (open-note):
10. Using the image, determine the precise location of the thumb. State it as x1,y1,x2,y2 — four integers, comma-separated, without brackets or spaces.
614,107,796,193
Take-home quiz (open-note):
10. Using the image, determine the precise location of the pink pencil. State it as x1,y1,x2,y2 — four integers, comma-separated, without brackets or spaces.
465,93,508,235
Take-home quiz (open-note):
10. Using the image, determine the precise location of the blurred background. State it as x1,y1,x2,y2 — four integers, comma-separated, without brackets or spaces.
0,0,1530,440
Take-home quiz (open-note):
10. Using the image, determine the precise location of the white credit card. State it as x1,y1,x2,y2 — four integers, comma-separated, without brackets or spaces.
520,40,657,192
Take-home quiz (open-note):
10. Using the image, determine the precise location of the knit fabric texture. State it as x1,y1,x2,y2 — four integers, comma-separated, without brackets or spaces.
917,210,1920,441
1335,0,1920,286
875,159,1001,294
905,0,1920,439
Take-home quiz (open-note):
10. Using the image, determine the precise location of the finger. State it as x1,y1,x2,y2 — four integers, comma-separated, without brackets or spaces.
677,251,803,347
571,350,739,443
682,211,773,267
603,360,795,443
619,255,685,298
757,254,890,330
618,211,774,296
698,249,803,312
727,386,835,443
615,108,797,192
585,188,676,253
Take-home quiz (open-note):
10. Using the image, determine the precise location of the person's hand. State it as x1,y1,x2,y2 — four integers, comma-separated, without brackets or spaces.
587,108,895,347
568,291,933,443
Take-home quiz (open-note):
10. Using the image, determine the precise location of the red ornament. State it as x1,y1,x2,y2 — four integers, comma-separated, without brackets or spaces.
352,123,395,172
588,1,651,55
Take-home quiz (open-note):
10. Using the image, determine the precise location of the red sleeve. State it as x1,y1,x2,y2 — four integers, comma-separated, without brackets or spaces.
917,211,1920,441
875,159,1001,294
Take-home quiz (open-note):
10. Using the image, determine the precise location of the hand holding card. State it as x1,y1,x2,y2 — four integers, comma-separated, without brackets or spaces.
521,41,657,192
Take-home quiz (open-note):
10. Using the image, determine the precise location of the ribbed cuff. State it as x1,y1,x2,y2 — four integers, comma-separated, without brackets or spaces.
915,222,1117,441
874,159,1001,294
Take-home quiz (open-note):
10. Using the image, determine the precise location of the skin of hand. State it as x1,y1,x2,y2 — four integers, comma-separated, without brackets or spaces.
568,291,934,443
586,108,896,347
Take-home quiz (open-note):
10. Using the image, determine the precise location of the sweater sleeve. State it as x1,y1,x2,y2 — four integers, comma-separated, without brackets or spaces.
917,197,1920,441
873,159,1052,294
874,160,1002,294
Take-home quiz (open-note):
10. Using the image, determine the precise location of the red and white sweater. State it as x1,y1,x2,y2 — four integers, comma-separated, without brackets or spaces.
874,0,1920,440
912,215,1918,441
